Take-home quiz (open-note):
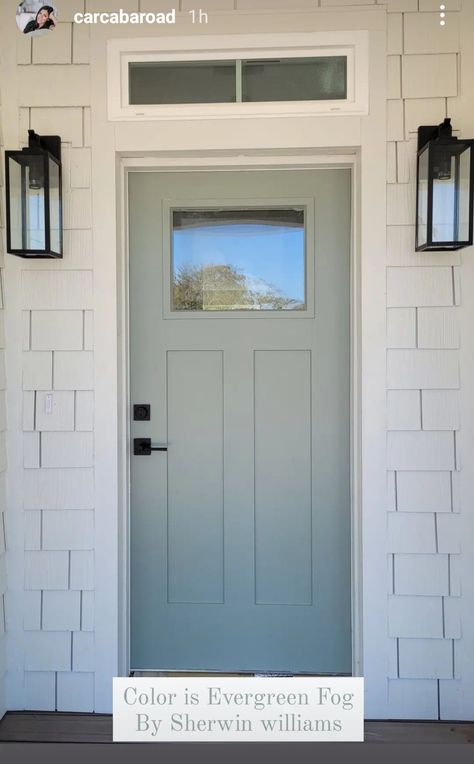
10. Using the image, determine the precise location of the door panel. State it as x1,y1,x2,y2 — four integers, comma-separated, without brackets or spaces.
129,168,352,673
167,350,224,604
254,350,312,606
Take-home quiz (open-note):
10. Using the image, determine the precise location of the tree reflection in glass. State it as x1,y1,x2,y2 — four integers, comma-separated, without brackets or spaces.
172,209,306,311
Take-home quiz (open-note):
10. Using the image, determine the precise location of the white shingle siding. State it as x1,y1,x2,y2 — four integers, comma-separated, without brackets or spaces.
72,631,95,672
81,592,94,631
387,390,421,430
69,551,94,591
31,311,84,351
75,392,94,431
17,65,90,107
24,511,41,551
23,433,40,469
42,591,81,632
387,56,401,100
23,468,94,510
24,672,56,712
42,511,94,552
385,0,418,11
29,107,84,148
386,183,416,225
53,352,94,390
387,349,459,389
386,308,416,348
396,138,417,184
436,514,461,554
41,432,94,469
387,679,439,720
403,13,460,54
387,267,454,307
398,639,453,680
22,271,93,311
32,24,73,66
388,596,443,639
443,597,461,639
22,392,35,431
404,97,447,142
387,142,397,183
35,391,75,432
22,352,53,391
394,554,450,596
387,13,403,54
387,431,455,471
56,672,94,713
417,307,459,349
401,54,458,99
73,23,91,65
24,552,69,591
396,471,452,513
387,100,404,142
23,592,42,631
24,632,72,672
387,513,436,554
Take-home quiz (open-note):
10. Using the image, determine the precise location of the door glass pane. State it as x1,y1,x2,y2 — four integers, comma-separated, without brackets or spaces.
129,61,236,104
242,57,347,102
171,208,306,311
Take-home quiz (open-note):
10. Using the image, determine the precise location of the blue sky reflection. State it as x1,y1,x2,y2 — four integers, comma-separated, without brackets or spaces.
173,219,305,308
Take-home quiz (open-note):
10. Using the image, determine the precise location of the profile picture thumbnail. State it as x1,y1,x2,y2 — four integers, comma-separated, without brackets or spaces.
16,2,58,35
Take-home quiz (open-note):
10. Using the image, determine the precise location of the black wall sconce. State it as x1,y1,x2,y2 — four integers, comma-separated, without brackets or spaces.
5,129,62,258
416,118,474,251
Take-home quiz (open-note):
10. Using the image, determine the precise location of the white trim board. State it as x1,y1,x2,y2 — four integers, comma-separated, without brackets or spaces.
119,154,360,682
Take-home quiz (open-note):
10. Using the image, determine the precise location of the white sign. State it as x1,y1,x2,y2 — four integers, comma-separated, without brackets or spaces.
113,677,364,742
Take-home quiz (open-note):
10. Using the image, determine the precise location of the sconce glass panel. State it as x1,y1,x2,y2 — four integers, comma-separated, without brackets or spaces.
416,146,429,249
49,157,61,255
431,144,471,246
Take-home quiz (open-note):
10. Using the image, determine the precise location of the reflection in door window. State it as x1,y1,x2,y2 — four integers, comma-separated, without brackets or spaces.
171,208,306,311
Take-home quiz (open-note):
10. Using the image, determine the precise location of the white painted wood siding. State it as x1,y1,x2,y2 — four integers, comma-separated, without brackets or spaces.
381,0,473,720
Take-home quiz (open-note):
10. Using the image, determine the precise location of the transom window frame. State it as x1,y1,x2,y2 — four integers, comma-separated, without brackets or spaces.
107,31,369,121
162,196,315,320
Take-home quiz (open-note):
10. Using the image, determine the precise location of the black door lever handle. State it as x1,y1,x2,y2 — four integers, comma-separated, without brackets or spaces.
134,438,168,455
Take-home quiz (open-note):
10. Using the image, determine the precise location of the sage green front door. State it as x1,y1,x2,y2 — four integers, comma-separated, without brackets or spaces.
129,168,352,673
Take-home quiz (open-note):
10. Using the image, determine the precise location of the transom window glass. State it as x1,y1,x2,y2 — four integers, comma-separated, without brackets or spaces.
171,208,306,312
128,56,347,106
242,57,347,102
129,61,236,105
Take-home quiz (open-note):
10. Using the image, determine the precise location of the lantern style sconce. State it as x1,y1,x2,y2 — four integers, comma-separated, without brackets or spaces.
416,118,474,251
5,129,62,258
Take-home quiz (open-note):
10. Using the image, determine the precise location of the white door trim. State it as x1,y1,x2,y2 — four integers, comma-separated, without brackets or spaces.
118,152,362,680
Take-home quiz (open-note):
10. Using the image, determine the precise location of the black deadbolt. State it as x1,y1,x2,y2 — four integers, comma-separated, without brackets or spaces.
133,404,151,421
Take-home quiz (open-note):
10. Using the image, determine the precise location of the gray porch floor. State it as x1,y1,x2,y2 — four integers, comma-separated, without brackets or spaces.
0,712,473,743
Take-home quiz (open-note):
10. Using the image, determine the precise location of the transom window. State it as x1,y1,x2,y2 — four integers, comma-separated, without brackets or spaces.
108,32,368,120
129,57,347,106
